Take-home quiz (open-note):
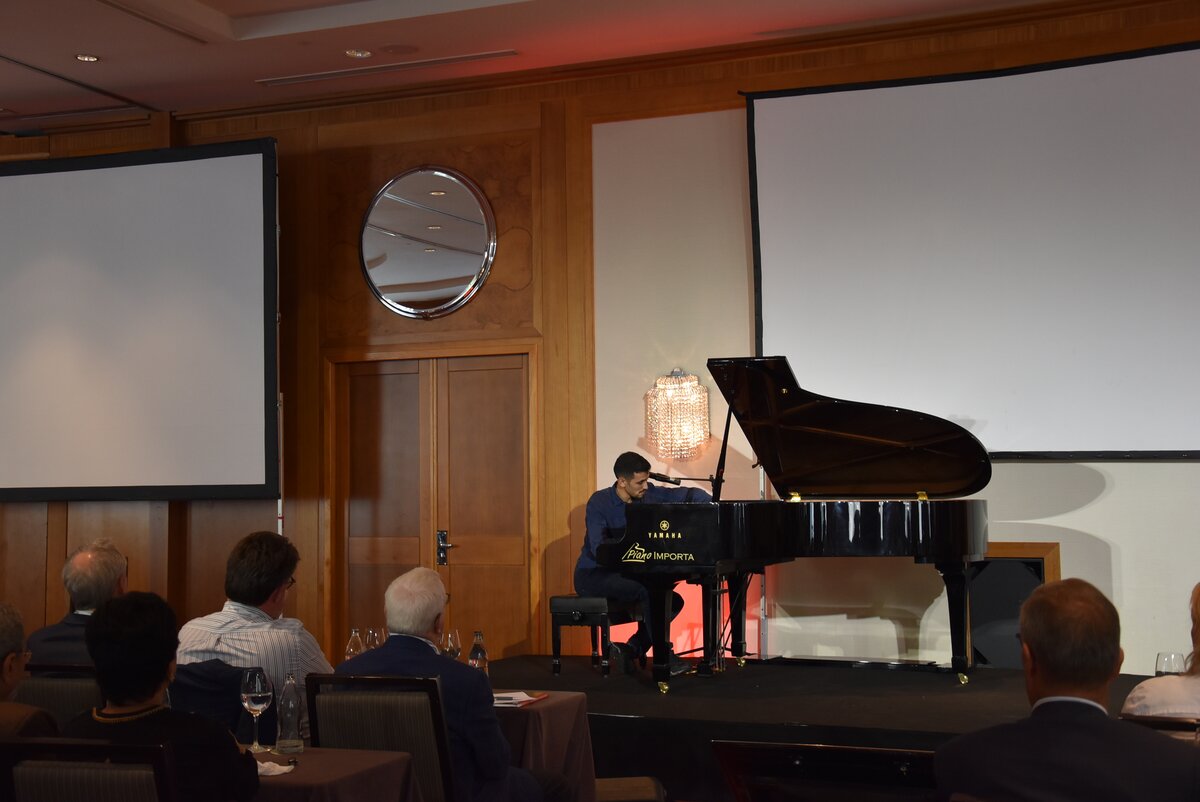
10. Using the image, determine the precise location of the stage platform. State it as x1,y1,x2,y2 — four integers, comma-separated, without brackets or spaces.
490,654,1148,801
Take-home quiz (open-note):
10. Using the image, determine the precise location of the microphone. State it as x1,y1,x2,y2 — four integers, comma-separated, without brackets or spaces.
648,472,681,486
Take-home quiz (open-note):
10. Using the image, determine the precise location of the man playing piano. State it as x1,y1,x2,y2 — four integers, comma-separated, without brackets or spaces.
573,451,711,675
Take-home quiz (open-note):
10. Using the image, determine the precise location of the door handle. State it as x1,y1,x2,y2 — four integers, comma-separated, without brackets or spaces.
436,529,455,565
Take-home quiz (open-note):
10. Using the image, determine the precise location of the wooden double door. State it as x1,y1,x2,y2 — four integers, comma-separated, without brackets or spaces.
335,354,531,660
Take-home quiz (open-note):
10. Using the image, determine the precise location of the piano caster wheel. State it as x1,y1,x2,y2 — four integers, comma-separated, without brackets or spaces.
657,682,670,695
736,657,746,668
957,672,969,686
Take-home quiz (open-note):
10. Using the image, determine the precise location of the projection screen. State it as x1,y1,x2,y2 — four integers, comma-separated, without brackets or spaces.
748,44,1200,458
0,138,279,500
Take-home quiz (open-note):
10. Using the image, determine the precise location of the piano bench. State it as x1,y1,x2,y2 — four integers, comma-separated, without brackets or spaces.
549,595,641,676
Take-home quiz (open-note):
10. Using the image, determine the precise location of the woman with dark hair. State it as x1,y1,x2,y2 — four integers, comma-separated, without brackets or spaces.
1122,582,1200,719
63,591,258,802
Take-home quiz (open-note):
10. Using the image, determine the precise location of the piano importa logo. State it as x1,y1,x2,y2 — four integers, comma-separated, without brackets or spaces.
621,542,695,563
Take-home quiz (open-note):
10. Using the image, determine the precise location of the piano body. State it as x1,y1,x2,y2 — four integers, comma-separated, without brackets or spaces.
595,355,991,687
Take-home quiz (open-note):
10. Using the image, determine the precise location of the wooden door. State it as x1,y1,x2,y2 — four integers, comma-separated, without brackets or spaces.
338,354,529,660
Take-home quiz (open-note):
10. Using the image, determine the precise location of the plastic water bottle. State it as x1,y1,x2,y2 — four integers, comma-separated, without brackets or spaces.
275,672,303,753
344,627,364,661
467,630,488,675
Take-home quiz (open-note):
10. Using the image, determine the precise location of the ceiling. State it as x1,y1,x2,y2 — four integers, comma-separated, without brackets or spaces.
1,0,1047,135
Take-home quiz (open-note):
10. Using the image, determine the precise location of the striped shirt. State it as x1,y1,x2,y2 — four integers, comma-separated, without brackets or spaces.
176,600,333,737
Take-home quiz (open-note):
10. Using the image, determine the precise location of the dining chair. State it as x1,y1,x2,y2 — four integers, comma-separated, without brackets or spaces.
169,659,276,745
0,737,179,802
306,673,454,802
12,666,104,731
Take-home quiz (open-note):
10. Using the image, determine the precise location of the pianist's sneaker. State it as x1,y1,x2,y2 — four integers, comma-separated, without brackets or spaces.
609,641,639,675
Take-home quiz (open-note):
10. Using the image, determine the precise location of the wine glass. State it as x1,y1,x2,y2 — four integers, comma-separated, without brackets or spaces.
240,668,274,753
443,629,462,660
365,628,381,650
1156,652,1186,676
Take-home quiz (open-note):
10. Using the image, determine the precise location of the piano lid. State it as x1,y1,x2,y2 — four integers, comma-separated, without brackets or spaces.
707,356,991,500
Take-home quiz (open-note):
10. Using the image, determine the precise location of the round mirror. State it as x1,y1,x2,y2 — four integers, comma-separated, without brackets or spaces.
360,166,497,319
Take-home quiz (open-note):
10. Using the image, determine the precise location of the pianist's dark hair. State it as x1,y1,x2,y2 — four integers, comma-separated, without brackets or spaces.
613,451,651,479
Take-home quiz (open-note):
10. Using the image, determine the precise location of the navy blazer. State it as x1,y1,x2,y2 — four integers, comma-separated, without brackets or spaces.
335,634,513,802
935,699,1200,802
26,612,92,667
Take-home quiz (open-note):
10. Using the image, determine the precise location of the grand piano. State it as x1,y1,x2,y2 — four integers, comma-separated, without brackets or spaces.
595,356,992,688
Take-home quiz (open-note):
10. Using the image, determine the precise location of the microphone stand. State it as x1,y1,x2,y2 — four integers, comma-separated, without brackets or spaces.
673,405,734,501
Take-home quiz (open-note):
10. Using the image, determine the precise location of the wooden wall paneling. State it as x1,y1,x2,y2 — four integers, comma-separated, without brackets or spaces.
438,354,532,657
316,119,538,346
343,360,430,647
65,501,162,599
0,503,50,632
182,500,281,621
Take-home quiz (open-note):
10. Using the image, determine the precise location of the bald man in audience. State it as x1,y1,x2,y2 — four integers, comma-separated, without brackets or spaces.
935,578,1200,801
27,538,128,667
0,602,57,737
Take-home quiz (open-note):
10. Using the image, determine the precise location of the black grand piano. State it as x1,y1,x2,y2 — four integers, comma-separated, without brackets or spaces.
595,356,991,688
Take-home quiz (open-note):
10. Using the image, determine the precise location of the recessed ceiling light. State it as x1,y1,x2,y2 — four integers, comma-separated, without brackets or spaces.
345,49,372,59
429,190,446,197
424,248,436,253
427,225,442,230
75,54,100,63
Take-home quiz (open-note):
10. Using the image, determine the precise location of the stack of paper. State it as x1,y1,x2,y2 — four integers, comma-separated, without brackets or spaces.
493,691,548,707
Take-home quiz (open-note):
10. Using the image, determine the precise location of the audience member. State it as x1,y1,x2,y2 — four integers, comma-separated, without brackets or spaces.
338,567,574,802
0,602,56,737
574,450,710,674
1122,581,1200,719
27,538,128,666
177,531,332,736
935,578,1200,802
62,592,258,802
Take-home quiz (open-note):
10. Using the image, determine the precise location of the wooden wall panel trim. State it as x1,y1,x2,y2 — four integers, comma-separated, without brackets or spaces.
348,536,421,566
987,541,1062,583
316,103,541,148
0,504,51,631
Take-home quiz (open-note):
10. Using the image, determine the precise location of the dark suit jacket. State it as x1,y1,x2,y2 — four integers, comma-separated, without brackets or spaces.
0,701,57,738
26,612,92,666
336,634,514,802
935,699,1200,801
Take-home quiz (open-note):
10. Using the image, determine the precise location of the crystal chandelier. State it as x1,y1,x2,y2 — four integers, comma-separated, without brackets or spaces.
645,368,710,461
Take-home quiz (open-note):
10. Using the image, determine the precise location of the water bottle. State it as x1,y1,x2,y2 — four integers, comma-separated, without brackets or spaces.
275,672,303,753
344,627,364,661
467,630,488,675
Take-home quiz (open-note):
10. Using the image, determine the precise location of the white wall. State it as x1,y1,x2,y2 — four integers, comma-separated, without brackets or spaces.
592,109,1200,676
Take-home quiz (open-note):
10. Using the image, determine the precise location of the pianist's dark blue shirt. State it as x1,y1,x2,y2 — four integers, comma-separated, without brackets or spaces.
575,482,712,571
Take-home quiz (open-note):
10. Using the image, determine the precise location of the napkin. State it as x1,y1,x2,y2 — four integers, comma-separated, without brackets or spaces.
257,760,296,775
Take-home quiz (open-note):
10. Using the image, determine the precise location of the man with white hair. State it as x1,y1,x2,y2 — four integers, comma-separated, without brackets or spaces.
27,538,128,666
338,567,572,802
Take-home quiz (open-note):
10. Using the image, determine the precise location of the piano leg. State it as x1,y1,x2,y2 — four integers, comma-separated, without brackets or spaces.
936,559,975,675
643,578,676,687
697,577,721,676
728,572,750,660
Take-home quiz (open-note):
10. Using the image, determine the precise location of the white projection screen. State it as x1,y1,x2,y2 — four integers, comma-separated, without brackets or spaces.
0,139,279,500
748,44,1200,459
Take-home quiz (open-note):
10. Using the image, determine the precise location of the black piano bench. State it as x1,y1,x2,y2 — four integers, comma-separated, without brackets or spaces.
549,595,640,676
